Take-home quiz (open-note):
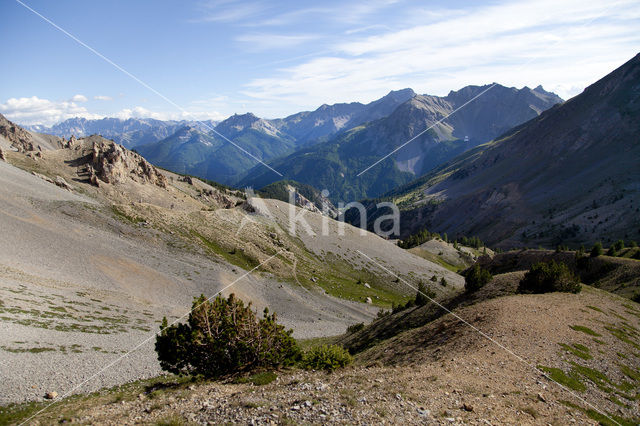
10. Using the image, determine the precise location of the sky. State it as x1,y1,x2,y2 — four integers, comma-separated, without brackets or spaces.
1,0,639,126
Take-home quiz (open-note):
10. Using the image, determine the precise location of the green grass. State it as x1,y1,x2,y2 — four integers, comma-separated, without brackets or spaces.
154,415,186,426
585,409,638,426
570,362,613,392
538,365,586,392
235,371,278,386
191,230,259,270
0,375,197,425
297,335,339,351
620,364,640,382
570,325,601,336
605,326,640,350
559,343,592,360
408,248,463,272
1,346,57,353
111,206,145,224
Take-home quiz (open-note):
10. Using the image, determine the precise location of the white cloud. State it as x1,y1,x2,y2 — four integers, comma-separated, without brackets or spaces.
0,96,227,127
94,95,113,101
243,0,640,112
191,0,268,23
114,106,226,122
0,96,102,126
236,33,318,50
70,94,88,102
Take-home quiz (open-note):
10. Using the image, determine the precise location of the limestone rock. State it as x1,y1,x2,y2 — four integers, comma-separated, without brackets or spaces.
89,139,167,188
32,171,54,184
55,176,73,191
44,391,58,399
0,114,35,152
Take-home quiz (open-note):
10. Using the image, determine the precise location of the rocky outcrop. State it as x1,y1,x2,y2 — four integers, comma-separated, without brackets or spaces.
55,176,73,191
0,148,5,161
0,114,35,152
85,137,167,188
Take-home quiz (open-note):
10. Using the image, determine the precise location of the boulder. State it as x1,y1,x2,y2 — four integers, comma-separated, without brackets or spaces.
44,391,58,399
55,176,73,191
0,148,4,161
32,171,54,184
365,297,373,304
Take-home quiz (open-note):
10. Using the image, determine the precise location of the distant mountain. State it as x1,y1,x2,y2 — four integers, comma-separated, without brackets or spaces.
270,88,416,145
136,90,416,185
359,53,640,248
136,114,296,185
240,84,562,202
25,117,219,148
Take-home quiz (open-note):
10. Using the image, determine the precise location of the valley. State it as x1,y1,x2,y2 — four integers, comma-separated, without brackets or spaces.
1,5,639,421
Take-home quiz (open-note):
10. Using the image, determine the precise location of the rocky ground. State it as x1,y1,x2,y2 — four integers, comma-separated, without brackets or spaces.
1,122,453,405
8,281,640,425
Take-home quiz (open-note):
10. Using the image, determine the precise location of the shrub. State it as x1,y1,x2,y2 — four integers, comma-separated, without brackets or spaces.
347,322,365,334
518,261,581,294
464,265,492,292
590,242,603,257
155,294,300,378
376,309,390,318
414,282,432,306
302,344,352,371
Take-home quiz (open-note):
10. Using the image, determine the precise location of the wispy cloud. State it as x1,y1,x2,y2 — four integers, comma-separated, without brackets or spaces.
242,0,640,112
190,0,269,23
93,95,113,101
236,33,318,50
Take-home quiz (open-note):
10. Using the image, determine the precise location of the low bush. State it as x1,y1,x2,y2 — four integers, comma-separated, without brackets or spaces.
347,322,365,334
302,344,352,371
464,265,492,292
155,294,300,378
518,261,581,294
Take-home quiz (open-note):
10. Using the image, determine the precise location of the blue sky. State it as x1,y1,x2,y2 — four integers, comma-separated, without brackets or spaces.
1,0,639,126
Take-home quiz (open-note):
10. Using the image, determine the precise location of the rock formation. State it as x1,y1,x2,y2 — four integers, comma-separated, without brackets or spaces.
0,114,35,152
85,137,167,188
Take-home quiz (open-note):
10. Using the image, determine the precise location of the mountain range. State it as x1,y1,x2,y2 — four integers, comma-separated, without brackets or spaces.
353,53,640,248
21,85,560,195
25,117,219,149
239,84,562,202
135,89,417,185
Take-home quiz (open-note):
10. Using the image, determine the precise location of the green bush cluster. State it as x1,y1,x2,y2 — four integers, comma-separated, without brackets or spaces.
302,344,352,371
518,261,581,294
457,235,484,249
464,264,493,292
155,294,300,378
346,322,365,334
398,228,484,250
392,282,435,313
590,242,603,257
398,228,440,249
